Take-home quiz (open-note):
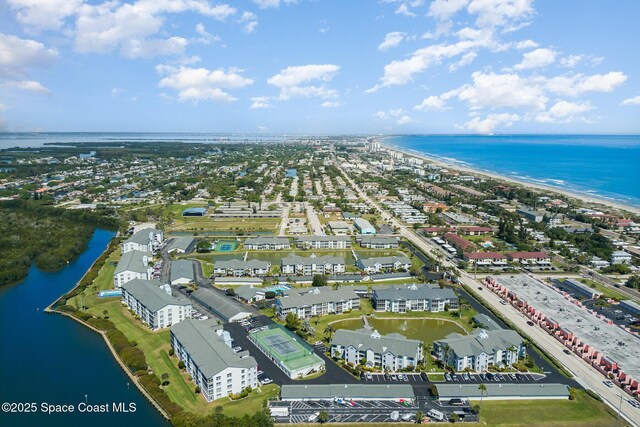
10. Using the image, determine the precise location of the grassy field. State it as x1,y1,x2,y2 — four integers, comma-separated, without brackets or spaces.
167,217,280,233
581,278,630,301
475,390,626,427
214,384,279,418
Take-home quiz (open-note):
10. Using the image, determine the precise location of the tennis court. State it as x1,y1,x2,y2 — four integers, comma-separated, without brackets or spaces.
214,240,238,252
249,324,325,378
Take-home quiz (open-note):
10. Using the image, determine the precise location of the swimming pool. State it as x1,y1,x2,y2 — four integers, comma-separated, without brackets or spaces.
98,290,122,298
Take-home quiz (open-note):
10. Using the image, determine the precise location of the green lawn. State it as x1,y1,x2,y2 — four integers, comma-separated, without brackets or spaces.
213,384,280,418
167,217,279,233
476,390,625,427
581,278,630,301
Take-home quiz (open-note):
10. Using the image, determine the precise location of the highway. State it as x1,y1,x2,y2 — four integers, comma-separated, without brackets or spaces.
333,154,640,426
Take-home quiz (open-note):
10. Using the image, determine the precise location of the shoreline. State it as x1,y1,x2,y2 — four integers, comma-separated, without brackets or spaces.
379,139,640,216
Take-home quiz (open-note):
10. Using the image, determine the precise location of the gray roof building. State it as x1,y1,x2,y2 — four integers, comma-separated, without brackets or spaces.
125,228,162,245
277,287,359,310
235,287,265,302
472,314,502,331
373,283,457,302
281,255,345,267
170,259,195,283
357,255,411,269
435,383,570,400
166,237,195,253
280,384,415,401
115,250,150,275
359,236,399,246
295,236,351,243
332,328,421,358
435,328,524,359
191,287,255,322
244,236,291,247
170,319,256,379
121,279,190,312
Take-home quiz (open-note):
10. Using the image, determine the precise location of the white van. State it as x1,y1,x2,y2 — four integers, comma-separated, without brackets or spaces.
308,412,320,422
428,409,445,421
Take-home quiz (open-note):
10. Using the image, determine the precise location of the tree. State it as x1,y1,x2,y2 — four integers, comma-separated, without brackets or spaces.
312,274,328,287
161,373,170,386
318,410,329,424
450,412,460,423
478,383,487,408
626,275,640,290
178,361,185,370
415,410,424,424
324,324,335,340
285,312,301,331
103,309,109,319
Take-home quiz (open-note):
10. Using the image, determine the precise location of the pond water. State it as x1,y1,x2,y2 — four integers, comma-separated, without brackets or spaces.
331,317,467,343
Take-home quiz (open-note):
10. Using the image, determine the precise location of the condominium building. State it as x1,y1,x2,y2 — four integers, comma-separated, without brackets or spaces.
280,255,345,275
433,328,526,372
113,250,153,288
212,259,271,277
359,236,399,249
121,228,163,254
295,236,352,249
276,287,360,319
356,255,412,274
372,283,458,313
121,279,192,330
244,237,291,250
171,319,258,402
331,329,423,372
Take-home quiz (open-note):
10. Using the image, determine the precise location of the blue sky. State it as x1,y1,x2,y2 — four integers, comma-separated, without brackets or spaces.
0,0,639,134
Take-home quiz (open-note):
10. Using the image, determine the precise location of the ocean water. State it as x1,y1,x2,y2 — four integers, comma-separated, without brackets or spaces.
387,135,640,208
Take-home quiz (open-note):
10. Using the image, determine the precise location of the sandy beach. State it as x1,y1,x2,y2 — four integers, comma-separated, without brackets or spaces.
380,141,640,216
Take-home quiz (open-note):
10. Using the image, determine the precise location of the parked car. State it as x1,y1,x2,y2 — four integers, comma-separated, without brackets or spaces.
462,373,470,381
261,377,272,385
603,380,614,388
527,321,534,326
366,373,373,380
628,399,640,409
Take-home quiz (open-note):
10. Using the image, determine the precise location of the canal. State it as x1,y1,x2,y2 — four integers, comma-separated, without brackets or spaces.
0,229,168,427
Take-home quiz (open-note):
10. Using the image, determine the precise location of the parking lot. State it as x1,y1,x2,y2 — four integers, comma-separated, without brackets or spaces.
361,372,428,383
274,398,478,423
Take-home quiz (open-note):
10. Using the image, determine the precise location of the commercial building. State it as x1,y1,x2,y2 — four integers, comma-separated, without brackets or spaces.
213,259,271,277
552,278,602,300
295,236,352,249
121,228,163,253
354,218,376,234
113,250,153,288
372,283,458,313
331,329,423,371
280,255,345,275
356,255,412,274
121,279,192,330
182,207,208,216
171,319,258,402
244,236,291,250
275,287,360,319
170,259,195,285
484,274,640,393
433,328,526,372
611,251,632,265
279,384,415,402
358,236,399,249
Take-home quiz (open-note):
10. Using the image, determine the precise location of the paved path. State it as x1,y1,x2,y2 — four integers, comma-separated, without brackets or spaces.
333,153,640,426
279,203,290,236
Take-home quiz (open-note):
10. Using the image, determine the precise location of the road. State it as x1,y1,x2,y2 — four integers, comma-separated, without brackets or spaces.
306,203,325,236
333,155,640,426
279,203,290,236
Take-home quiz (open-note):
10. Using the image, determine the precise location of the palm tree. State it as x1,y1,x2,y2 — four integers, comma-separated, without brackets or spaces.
324,324,335,339
478,383,487,409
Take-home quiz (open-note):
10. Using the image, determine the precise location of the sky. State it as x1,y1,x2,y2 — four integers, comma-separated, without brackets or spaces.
0,0,639,134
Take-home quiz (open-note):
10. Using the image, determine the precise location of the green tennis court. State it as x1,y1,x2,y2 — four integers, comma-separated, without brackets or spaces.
214,240,238,252
249,324,324,378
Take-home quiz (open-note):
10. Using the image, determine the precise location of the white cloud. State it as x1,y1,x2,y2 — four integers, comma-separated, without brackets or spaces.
0,33,58,77
194,23,221,44
156,65,253,102
268,64,340,100
111,87,124,97
428,0,468,21
559,54,583,68
378,32,406,51
536,100,593,123
514,48,556,70
2,79,51,94
239,11,258,33
250,96,271,108
73,1,238,58
467,0,534,28
252,0,298,9
457,71,547,111
514,39,538,49
375,108,413,124
7,0,82,32
449,51,477,71
621,95,640,106
545,72,627,97
321,101,341,108
465,113,519,133
397,115,413,124
414,95,447,111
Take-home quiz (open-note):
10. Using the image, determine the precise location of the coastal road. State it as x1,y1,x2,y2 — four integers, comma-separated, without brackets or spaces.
334,155,640,426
